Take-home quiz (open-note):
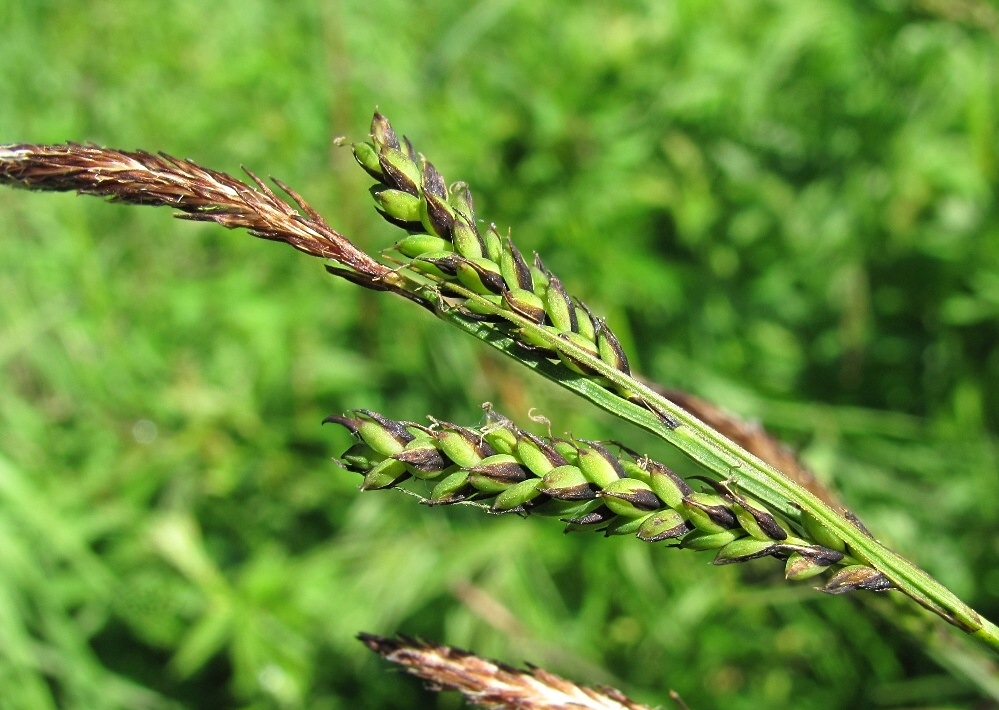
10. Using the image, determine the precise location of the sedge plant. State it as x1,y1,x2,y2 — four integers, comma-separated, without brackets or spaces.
2,113,998,706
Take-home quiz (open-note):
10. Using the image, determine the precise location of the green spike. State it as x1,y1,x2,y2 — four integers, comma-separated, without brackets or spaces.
395,234,453,259
576,441,626,488
492,478,545,512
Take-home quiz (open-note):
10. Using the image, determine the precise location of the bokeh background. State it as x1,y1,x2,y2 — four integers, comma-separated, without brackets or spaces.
2,1,999,708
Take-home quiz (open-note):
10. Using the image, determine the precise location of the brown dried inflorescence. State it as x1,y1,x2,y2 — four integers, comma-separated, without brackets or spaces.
0,142,410,293
359,633,656,710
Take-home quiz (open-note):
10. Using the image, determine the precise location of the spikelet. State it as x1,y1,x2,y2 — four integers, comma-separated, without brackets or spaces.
351,113,658,418
328,408,872,594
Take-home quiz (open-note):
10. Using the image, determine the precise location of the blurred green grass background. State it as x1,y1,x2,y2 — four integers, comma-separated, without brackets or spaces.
1,1,999,708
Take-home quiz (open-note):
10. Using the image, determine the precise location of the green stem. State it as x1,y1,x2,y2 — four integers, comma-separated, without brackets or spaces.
383,273,999,650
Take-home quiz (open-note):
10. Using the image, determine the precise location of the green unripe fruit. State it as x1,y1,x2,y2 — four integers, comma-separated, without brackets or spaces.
713,538,777,565
604,513,654,537
347,410,414,456
395,234,453,259
680,528,743,551
599,478,663,518
492,478,545,512
801,509,847,552
447,181,475,221
785,552,834,581
539,464,594,500
392,439,449,478
647,462,691,509
373,187,423,223
410,251,461,279
340,442,381,472
483,223,504,263
637,509,691,542
377,145,422,195
456,257,505,295
483,426,518,456
574,306,597,342
682,492,738,533
516,433,567,477
429,470,471,503
576,441,626,488
503,288,546,323
468,454,529,484
733,498,789,541
353,141,383,179
543,275,577,333
596,320,631,374
361,457,410,490
553,440,579,464
437,426,493,468
451,215,485,260
500,237,533,291
557,331,602,375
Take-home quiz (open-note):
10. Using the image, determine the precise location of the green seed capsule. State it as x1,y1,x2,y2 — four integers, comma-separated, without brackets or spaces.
456,257,505,295
574,305,597,342
647,462,692,509
483,223,504,263
395,234,453,259
515,323,559,352
733,498,789,541
437,426,494,468
599,479,663,518
350,410,414,456
530,268,549,299
553,440,579,464
516,433,567,477
378,146,422,196
353,141,383,179
429,470,471,504
557,331,602,376
503,288,547,323
604,512,655,537
713,538,777,565
451,215,485,260
596,320,631,374
361,457,410,490
447,181,475,221
483,425,519,456
420,189,456,240
462,293,504,317
637,509,691,542
680,528,743,551
681,492,738,533
469,454,529,484
410,252,461,279
500,237,533,292
392,439,449,478
340,442,382,473
370,112,401,151
576,441,626,488
539,464,594,500
543,274,577,333
618,459,651,485
372,187,423,223
492,478,544,512
785,552,834,581
801,509,846,552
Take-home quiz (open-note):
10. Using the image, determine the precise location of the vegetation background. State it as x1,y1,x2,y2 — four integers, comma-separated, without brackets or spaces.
2,1,998,708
